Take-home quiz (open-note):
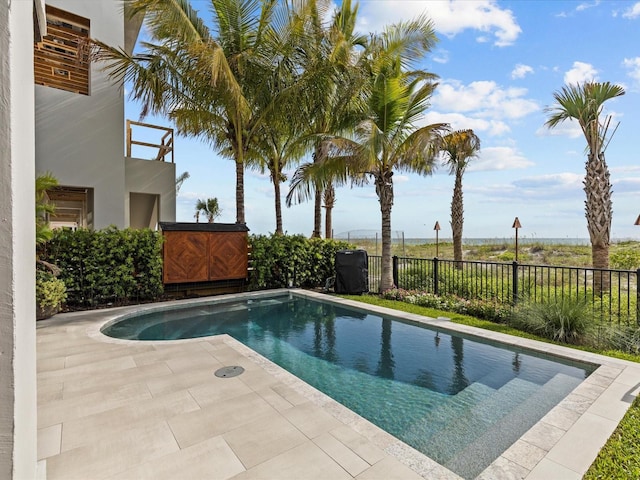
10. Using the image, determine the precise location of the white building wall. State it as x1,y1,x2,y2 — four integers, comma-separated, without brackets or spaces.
125,157,177,226
0,0,41,478
35,0,126,228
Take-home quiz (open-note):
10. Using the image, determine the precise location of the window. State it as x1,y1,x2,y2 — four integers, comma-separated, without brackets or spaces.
47,186,93,230
34,5,90,95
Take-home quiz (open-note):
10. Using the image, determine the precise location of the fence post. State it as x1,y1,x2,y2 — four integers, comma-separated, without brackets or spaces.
433,257,439,296
392,256,399,288
636,268,640,325
512,261,519,305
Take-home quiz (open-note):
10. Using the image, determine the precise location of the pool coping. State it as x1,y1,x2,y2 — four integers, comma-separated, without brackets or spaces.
68,289,640,479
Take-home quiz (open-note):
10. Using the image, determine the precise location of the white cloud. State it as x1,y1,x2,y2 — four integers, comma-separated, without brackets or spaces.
511,64,534,79
623,2,640,18
536,118,583,139
623,57,640,88
433,49,450,64
576,1,600,12
423,111,511,136
358,0,522,47
468,146,534,172
431,80,539,120
564,61,598,85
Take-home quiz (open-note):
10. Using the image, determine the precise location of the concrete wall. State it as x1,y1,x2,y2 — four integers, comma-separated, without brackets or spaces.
35,0,126,229
0,0,40,478
125,157,176,226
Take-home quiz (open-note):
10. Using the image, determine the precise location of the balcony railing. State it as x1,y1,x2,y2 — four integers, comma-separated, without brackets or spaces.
126,119,174,163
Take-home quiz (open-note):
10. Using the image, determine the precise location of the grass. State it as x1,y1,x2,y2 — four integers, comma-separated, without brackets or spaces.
353,239,640,268
340,293,640,479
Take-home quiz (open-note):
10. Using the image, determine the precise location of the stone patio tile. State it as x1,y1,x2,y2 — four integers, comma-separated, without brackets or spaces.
38,382,152,429
168,392,278,448
569,381,606,401
131,342,209,366
614,365,640,388
271,384,313,406
329,425,386,466
501,439,546,471
62,362,172,399
525,458,581,480
46,421,179,480
37,423,61,460
476,456,529,480
38,382,63,403
545,412,617,475
37,356,66,373
37,356,137,386
539,406,581,431
313,432,370,476
223,414,307,468
63,343,155,368
61,389,200,452
255,386,296,412
237,367,281,390
164,350,223,374
356,456,424,480
519,422,565,452
107,435,245,480
232,441,352,480
189,376,254,407
587,380,636,421
145,368,216,397
282,401,344,439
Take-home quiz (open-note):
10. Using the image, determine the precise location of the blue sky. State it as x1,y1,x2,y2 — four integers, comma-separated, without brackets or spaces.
126,0,640,240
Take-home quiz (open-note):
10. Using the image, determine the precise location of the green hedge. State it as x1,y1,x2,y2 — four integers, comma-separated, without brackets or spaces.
43,227,163,307
249,234,353,290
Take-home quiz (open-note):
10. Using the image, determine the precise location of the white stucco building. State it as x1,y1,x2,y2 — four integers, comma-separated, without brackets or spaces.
35,0,176,230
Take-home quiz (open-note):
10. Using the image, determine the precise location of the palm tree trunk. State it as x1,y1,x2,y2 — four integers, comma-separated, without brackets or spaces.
377,172,394,292
324,184,335,239
274,173,283,235
585,152,612,292
311,141,326,238
451,172,464,267
235,158,245,224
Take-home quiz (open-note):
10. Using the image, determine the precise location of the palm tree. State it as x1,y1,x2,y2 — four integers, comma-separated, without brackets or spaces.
545,81,625,291
322,184,335,238
35,173,58,245
176,171,190,193
195,198,221,223
295,18,448,291
94,0,294,225
286,0,368,237
440,129,480,265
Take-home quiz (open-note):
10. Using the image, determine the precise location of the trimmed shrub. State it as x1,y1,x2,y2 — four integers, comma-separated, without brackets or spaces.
43,227,163,307
36,270,67,307
249,234,352,290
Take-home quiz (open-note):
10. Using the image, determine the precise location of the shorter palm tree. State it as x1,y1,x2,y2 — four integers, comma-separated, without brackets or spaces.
36,173,58,245
545,81,625,292
195,198,221,223
440,129,480,265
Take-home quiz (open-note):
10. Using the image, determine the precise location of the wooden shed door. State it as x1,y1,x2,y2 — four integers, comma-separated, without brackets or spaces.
163,231,209,283
208,232,248,281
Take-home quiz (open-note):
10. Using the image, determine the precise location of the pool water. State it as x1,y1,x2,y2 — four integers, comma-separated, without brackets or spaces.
103,294,595,479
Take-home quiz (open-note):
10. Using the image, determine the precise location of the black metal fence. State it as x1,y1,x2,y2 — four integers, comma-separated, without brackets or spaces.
368,255,640,325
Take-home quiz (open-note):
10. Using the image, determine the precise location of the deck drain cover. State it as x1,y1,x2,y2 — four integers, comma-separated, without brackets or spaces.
214,366,245,378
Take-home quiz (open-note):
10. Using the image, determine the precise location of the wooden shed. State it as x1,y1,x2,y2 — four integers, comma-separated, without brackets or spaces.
160,222,249,290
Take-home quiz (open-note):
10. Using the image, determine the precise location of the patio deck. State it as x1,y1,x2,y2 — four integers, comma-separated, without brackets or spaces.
36,290,640,479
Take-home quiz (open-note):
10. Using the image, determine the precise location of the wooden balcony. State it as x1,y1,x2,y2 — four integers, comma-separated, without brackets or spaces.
126,119,174,163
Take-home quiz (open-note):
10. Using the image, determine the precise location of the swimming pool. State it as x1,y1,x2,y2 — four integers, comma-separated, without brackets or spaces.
103,292,596,479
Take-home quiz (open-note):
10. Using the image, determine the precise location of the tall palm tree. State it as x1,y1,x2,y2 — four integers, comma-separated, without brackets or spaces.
94,0,292,225
440,129,480,265
195,197,221,223
286,0,368,237
295,18,448,291
545,82,624,291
